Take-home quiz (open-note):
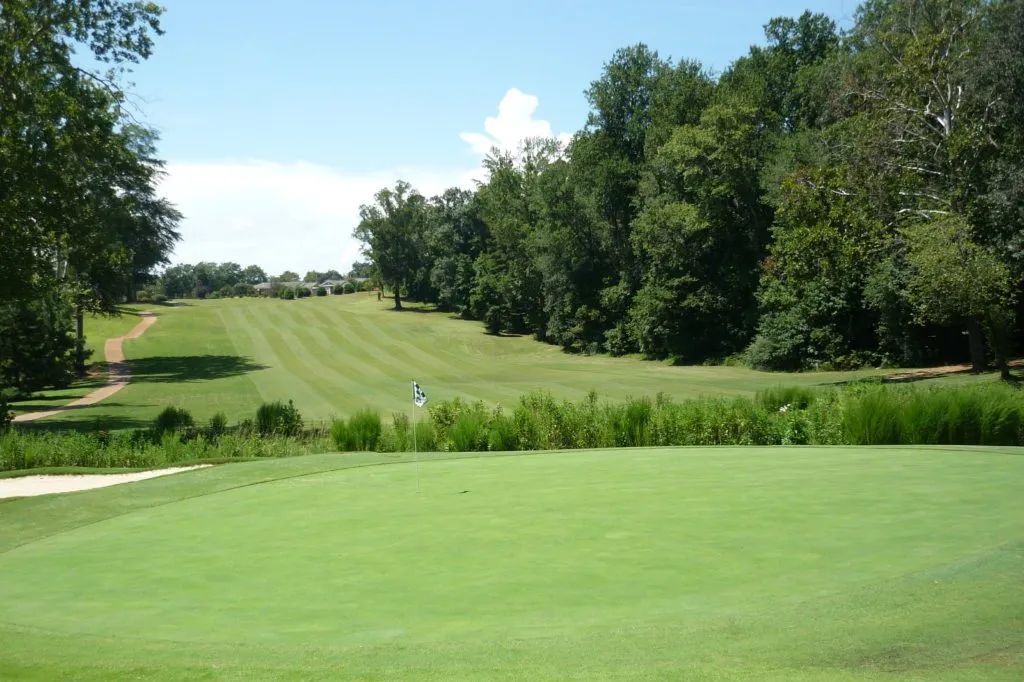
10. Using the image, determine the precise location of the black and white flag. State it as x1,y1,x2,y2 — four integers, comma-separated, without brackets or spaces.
412,381,428,407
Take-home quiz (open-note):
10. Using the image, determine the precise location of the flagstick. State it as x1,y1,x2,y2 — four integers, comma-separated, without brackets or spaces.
412,404,420,493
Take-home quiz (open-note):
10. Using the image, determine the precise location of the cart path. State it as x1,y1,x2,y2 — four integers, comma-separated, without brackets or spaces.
12,312,157,423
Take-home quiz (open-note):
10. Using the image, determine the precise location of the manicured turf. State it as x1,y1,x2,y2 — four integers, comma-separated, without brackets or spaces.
15,293,903,429
0,446,1021,679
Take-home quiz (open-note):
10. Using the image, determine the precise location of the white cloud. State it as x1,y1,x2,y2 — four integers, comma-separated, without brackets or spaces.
159,88,567,275
160,160,478,274
460,87,572,156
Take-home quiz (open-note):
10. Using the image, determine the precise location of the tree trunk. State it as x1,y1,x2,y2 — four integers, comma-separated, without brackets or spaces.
75,304,86,375
984,314,1012,381
967,317,987,373
393,288,402,310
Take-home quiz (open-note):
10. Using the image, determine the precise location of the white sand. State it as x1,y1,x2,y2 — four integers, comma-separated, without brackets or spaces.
0,465,211,499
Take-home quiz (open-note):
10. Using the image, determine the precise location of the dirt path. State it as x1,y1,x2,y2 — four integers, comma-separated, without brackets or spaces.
12,312,157,423
0,465,210,499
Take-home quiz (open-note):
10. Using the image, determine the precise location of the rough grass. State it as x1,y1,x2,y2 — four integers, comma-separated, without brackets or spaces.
0,447,1021,679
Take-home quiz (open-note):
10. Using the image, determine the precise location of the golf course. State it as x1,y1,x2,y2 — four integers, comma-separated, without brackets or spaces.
1,445,1022,679
5,1,1024,678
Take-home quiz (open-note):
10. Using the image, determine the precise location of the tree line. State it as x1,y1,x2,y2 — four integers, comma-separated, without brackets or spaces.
356,0,1024,377
1,1,182,398
150,263,372,300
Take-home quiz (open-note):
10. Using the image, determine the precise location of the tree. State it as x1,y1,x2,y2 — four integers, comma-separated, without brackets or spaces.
0,0,178,380
0,0,167,301
354,182,428,310
425,189,488,314
839,0,1015,368
161,265,197,299
902,216,1015,377
0,294,76,395
278,271,300,282
348,261,375,279
468,146,549,335
630,96,772,360
749,170,887,369
215,263,243,288
241,265,268,285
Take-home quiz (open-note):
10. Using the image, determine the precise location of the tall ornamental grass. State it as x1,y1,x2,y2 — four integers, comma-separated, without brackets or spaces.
842,383,1023,445
2,383,1020,473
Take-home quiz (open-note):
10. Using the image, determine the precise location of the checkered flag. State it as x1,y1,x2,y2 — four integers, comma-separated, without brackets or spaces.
412,381,428,408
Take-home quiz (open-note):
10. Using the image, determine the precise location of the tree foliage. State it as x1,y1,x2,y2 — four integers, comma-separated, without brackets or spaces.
351,1,1021,373
0,0,182,390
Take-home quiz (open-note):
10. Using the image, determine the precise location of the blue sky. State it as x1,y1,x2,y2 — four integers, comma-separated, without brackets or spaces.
135,0,857,274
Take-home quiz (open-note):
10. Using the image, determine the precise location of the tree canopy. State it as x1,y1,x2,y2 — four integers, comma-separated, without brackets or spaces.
354,1,1022,373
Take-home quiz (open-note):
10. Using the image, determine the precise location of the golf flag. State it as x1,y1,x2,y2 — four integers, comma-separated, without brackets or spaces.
412,381,428,407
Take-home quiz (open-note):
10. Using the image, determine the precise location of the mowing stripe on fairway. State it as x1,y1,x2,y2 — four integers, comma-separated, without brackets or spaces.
14,295,1009,427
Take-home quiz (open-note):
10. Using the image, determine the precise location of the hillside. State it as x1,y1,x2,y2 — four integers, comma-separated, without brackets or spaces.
10,293,917,429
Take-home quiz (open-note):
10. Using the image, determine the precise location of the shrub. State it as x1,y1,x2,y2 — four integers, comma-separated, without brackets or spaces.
330,418,350,450
281,288,295,300
756,385,817,412
389,412,412,451
256,400,303,436
206,412,228,440
450,411,488,452
487,409,518,451
346,405,382,448
153,406,195,435
413,419,436,451
315,287,327,297
612,397,652,447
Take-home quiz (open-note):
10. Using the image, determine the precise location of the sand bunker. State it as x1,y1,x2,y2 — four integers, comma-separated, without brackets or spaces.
0,465,211,499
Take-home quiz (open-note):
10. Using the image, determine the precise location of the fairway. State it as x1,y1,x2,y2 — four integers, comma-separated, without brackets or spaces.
1,446,1022,679
20,293,899,429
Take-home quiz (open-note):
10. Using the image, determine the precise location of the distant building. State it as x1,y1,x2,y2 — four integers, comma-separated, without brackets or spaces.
253,282,273,296
316,279,350,295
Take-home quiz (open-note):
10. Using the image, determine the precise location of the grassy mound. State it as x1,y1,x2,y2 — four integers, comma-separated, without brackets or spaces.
0,447,1021,679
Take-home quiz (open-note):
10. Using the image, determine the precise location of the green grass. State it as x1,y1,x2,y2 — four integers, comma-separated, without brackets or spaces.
0,446,1021,679
10,294,926,430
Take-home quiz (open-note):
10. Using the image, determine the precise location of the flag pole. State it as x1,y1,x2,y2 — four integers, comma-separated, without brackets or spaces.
412,405,420,493
411,381,420,493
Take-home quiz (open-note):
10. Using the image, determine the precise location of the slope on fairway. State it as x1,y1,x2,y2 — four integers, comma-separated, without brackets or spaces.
0,446,1021,680
27,294,896,429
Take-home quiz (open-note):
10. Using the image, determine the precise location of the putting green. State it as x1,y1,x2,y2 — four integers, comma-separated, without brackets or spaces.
1,447,1022,679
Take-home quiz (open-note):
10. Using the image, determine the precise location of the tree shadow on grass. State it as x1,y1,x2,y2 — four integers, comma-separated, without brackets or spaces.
128,355,268,383
14,407,156,434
